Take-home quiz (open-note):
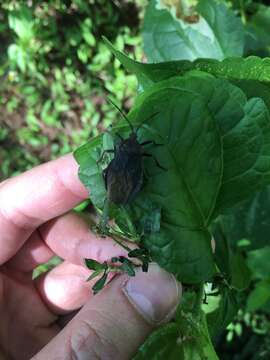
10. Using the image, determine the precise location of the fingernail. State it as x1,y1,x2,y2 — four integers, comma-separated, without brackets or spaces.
122,263,182,325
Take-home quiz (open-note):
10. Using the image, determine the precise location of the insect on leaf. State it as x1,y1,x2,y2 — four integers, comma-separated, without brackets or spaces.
75,73,270,284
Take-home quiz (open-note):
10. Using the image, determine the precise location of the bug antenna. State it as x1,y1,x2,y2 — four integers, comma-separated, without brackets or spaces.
136,111,160,134
107,97,134,132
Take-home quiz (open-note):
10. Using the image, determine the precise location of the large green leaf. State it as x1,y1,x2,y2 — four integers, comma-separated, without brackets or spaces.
143,0,244,62
75,73,270,283
214,97,270,213
76,75,221,282
133,74,270,214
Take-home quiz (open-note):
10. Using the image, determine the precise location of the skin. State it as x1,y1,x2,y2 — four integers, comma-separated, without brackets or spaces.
0,154,180,360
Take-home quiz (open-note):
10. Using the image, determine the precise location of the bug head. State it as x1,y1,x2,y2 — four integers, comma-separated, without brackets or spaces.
107,98,160,141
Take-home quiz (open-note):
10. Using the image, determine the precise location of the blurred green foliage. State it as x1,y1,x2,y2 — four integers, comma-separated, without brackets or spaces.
0,0,145,179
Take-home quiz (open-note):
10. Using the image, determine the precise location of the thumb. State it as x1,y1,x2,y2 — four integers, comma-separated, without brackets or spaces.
33,264,181,360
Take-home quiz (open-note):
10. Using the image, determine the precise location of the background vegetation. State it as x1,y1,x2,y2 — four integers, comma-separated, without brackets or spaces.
1,1,270,359
0,0,145,179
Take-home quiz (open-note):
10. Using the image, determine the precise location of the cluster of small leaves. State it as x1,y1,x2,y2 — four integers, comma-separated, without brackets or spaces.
85,259,110,295
85,248,151,294
128,248,150,272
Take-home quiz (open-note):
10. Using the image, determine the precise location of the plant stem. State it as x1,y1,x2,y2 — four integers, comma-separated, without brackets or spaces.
239,0,246,24
108,232,132,252
194,282,204,316
99,198,110,232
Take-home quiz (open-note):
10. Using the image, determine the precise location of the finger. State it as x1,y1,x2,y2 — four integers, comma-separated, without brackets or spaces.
35,261,92,315
7,212,137,272
32,264,182,360
6,230,55,272
0,154,88,264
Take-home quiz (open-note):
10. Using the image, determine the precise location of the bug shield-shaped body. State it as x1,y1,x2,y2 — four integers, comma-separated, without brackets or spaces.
103,133,143,205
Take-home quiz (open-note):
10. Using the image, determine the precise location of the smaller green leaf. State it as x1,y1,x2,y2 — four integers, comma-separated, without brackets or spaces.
120,259,136,277
231,80,270,109
74,199,90,213
230,252,251,291
111,257,119,263
247,280,270,312
206,287,239,338
8,6,34,42
247,246,270,280
245,5,270,57
212,220,231,280
85,258,106,271
103,36,270,91
140,207,161,235
87,269,103,282
137,290,218,359
124,199,161,237
142,261,149,272
92,271,108,295
134,323,183,359
143,0,244,62
128,248,149,258
219,187,270,252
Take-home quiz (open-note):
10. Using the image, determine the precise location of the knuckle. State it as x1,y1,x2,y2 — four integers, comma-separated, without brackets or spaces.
69,316,121,360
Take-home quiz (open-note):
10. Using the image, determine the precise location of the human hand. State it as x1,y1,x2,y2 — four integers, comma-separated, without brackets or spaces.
0,154,181,360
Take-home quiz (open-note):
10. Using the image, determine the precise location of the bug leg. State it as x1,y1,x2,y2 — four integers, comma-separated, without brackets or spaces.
97,149,115,164
140,140,163,147
102,167,108,185
143,153,167,171
115,132,124,141
136,111,160,134
143,168,150,181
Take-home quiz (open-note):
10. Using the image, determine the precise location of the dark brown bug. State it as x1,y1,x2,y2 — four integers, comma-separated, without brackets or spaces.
98,101,164,206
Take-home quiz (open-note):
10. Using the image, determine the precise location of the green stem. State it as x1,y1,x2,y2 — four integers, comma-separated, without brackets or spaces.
99,198,110,232
239,0,246,24
194,282,204,316
108,231,132,252
120,205,140,242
